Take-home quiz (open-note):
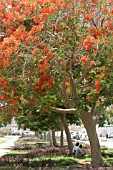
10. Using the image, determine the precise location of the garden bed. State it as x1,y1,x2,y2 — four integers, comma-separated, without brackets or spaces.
0,136,113,170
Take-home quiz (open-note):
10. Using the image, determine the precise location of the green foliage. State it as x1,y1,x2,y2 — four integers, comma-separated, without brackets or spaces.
66,114,81,126
16,106,61,131
98,110,112,127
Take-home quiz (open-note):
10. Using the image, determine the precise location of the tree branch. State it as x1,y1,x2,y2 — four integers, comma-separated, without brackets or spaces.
28,69,33,90
56,60,70,107
77,60,102,85
77,66,92,84
24,96,39,105
52,107,77,114
94,107,107,124
69,59,77,99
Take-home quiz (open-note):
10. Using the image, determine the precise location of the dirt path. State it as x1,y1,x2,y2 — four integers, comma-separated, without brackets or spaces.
0,135,20,157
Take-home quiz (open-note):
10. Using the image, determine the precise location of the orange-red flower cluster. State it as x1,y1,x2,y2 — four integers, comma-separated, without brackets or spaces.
83,35,97,51
36,74,53,88
33,74,53,95
13,108,19,115
42,48,55,59
36,58,50,73
0,78,7,90
95,77,101,92
1,94,7,100
86,97,94,102
80,56,90,63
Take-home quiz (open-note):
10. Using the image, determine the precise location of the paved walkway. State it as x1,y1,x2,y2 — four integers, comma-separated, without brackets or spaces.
0,135,20,157
99,137,113,149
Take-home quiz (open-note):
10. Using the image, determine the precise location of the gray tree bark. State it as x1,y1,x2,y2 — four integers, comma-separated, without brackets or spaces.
52,129,57,146
60,113,73,153
80,112,104,168
60,120,64,147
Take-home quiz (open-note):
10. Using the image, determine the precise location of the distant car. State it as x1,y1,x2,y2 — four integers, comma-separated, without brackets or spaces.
79,130,88,141
11,130,18,135
107,132,113,138
23,131,35,136
70,131,76,139
17,130,23,136
74,132,80,140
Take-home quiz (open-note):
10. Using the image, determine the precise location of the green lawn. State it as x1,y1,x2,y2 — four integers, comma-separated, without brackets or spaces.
0,136,113,169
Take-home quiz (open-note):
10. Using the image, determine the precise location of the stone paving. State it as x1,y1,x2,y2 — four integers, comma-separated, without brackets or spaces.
0,135,20,157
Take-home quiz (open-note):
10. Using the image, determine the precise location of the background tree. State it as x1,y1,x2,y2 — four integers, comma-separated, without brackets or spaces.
98,110,112,127
16,105,80,147
16,106,61,145
16,107,60,131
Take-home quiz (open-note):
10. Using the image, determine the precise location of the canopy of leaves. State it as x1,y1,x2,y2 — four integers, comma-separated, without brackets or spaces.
16,106,61,131
0,0,113,123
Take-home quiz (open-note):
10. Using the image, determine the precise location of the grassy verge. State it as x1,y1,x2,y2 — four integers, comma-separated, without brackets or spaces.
0,136,113,169
0,140,6,143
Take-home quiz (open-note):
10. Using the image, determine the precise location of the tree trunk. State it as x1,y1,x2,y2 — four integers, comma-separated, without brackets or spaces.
48,130,52,145
52,129,57,146
60,113,73,153
44,132,47,140
35,131,39,137
40,132,43,139
80,112,104,168
60,120,64,147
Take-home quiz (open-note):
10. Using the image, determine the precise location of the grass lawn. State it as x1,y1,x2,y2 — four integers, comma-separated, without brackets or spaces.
0,136,7,143
0,140,6,143
0,136,112,169
0,166,29,170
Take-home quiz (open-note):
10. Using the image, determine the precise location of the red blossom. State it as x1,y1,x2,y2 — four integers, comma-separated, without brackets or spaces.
3,59,9,69
95,77,101,92
13,108,19,114
0,78,8,90
43,108,47,112
80,56,90,63
32,47,38,56
39,41,46,48
1,94,7,100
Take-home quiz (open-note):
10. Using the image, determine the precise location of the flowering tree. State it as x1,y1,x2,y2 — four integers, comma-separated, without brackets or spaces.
0,0,113,167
